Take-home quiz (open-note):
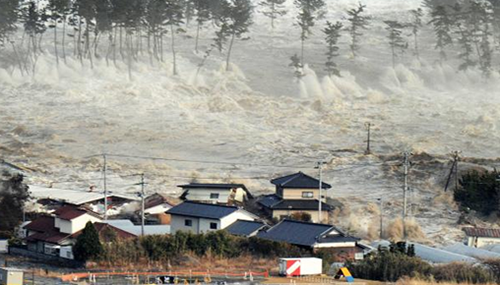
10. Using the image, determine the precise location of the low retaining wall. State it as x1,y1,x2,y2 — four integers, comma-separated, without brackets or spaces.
8,246,83,268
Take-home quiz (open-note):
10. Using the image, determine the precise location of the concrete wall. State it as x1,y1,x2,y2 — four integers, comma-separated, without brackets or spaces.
0,240,7,254
0,269,23,285
272,210,329,223
8,246,83,268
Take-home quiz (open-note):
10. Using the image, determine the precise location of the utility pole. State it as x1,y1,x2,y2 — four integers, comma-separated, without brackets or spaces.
452,151,461,192
365,122,373,155
316,161,327,223
377,198,383,239
103,154,108,220
402,152,411,241
140,173,145,236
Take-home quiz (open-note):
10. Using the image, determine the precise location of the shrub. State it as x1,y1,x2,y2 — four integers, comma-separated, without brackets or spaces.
454,169,500,216
347,246,432,282
432,262,497,284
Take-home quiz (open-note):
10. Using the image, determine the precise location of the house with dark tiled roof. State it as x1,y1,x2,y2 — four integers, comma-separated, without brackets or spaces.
23,206,135,259
258,172,333,223
257,219,365,261
463,227,500,248
167,201,259,234
178,183,252,205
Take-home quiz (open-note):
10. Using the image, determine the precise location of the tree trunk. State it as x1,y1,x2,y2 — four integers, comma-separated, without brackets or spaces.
300,34,305,65
160,33,164,62
119,26,124,60
127,35,132,81
113,26,117,66
195,21,200,53
62,18,67,64
225,32,236,71
413,32,419,61
38,33,44,54
54,21,59,66
171,24,177,75
11,42,25,76
78,18,83,62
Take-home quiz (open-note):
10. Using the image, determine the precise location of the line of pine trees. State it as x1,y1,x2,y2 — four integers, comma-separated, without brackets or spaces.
1,0,500,81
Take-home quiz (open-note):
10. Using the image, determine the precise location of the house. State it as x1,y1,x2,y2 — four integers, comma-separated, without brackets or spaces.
167,201,258,234
23,206,134,259
141,193,175,225
463,227,500,248
257,219,364,261
178,183,252,205
104,220,171,236
29,185,139,214
225,220,268,237
258,172,332,223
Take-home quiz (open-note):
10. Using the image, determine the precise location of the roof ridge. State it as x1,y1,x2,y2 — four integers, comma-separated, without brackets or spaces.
182,200,239,209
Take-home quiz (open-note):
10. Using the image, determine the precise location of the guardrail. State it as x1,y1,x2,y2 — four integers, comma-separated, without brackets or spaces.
60,270,269,282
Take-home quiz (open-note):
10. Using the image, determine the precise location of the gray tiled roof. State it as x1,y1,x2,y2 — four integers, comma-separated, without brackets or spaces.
257,219,334,247
463,227,500,238
258,195,333,211
271,172,332,189
225,220,267,236
167,201,239,219
258,194,282,208
177,183,247,190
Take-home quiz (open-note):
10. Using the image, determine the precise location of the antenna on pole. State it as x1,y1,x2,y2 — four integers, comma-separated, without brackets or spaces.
103,154,108,220
402,151,412,241
444,151,461,192
316,161,327,223
140,173,145,236
377,198,383,239
365,122,373,155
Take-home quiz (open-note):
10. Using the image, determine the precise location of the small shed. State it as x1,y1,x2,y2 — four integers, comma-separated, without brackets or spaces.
0,267,24,285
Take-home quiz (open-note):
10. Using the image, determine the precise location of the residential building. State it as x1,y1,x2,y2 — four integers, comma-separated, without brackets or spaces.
167,201,258,234
23,206,134,259
225,220,268,237
257,219,364,261
29,185,139,214
178,183,252,205
142,193,176,224
258,172,332,223
104,220,171,236
463,227,500,248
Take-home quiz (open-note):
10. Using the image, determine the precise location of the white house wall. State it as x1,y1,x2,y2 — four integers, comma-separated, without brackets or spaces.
59,214,101,234
313,241,357,248
468,236,500,248
198,218,220,233
184,189,231,203
220,210,255,229
170,215,200,234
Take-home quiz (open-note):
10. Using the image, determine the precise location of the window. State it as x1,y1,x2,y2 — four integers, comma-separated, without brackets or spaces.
210,222,217,230
210,193,219,199
185,219,192,227
302,191,314,198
